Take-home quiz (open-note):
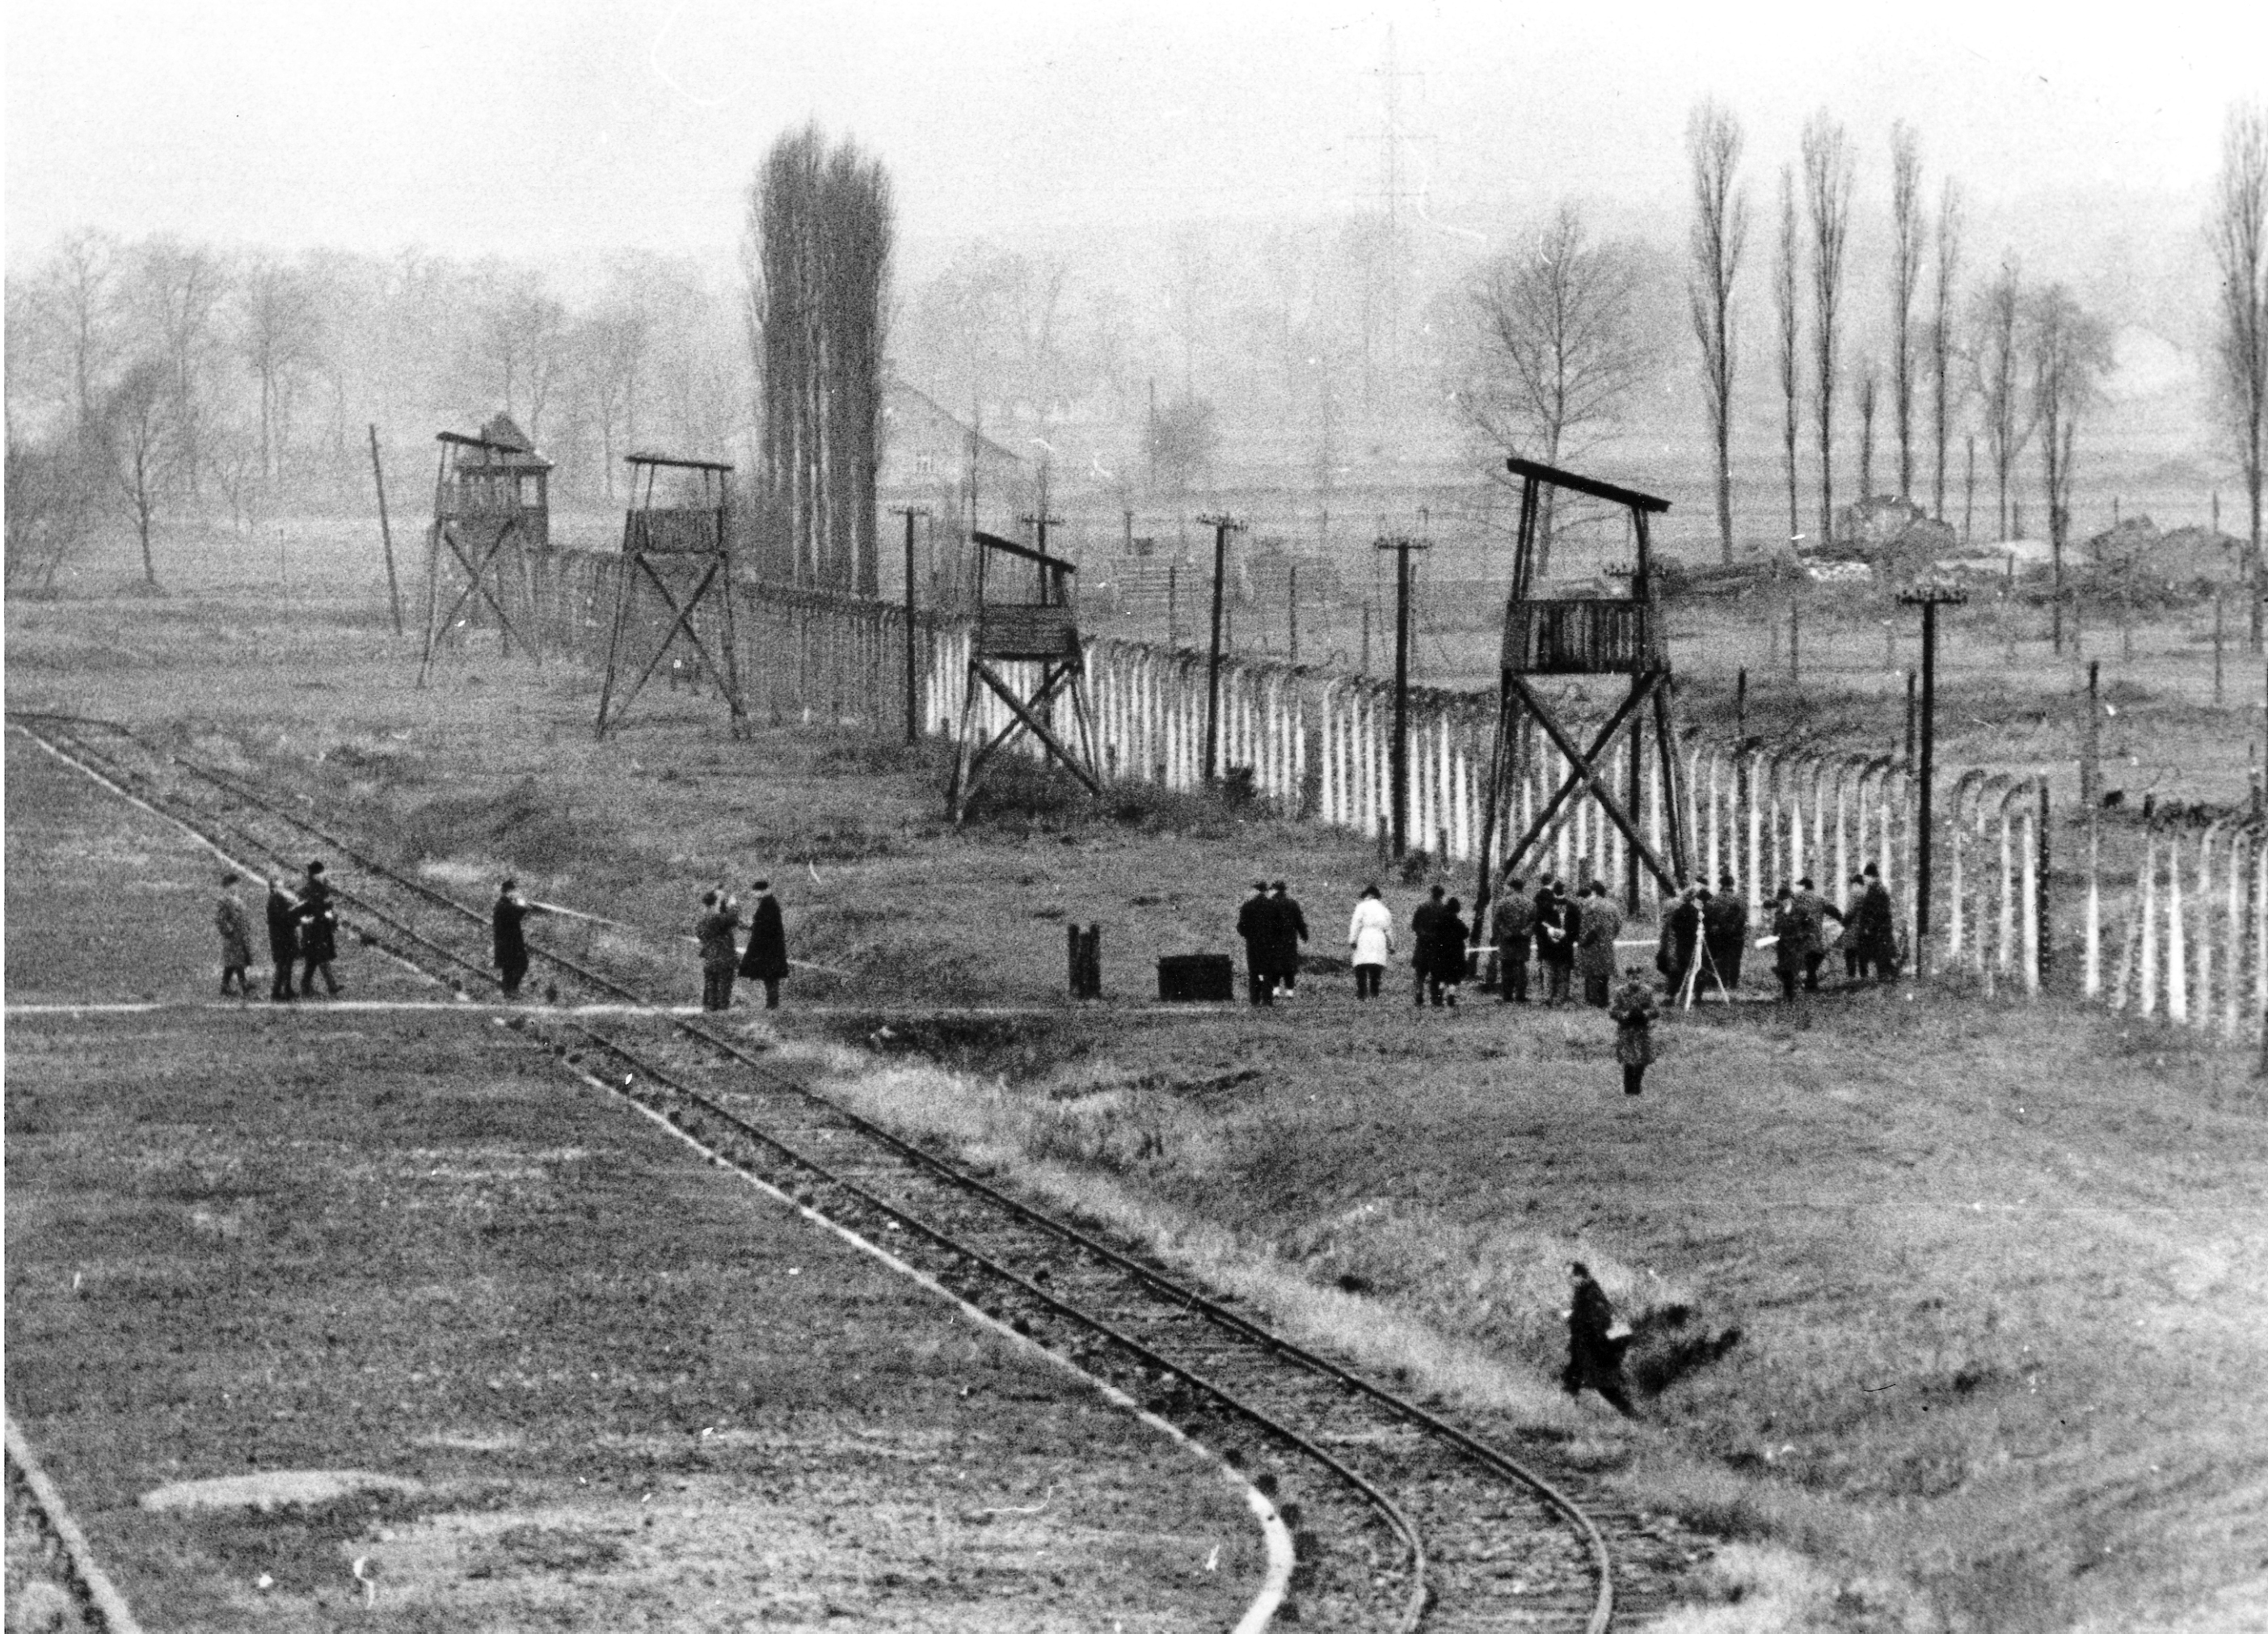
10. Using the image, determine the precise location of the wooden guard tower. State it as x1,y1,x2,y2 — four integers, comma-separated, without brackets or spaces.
946,528,1101,821
1474,456,1693,918
594,453,748,738
416,416,551,686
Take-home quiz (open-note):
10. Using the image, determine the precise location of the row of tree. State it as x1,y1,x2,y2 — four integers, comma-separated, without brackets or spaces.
5,232,744,591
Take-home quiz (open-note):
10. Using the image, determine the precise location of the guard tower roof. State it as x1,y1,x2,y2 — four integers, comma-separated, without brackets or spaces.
1505,455,1667,515
626,452,736,473
971,528,1077,574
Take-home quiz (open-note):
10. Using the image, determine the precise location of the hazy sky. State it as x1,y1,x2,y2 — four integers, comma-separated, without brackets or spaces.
8,0,2264,271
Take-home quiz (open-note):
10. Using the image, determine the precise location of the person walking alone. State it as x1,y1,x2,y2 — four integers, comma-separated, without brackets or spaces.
1491,874,1534,1003
265,876,300,1002
491,878,549,999
739,879,790,1010
1609,965,1659,1096
1562,1262,1638,1417
698,888,742,1011
1347,885,1393,1000
295,861,343,998
214,872,255,998
1237,881,1276,1007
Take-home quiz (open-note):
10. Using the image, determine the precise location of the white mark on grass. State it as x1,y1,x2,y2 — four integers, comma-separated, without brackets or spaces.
255,1573,274,1591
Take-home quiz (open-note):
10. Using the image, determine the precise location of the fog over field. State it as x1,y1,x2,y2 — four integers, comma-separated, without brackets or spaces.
7,2,2267,578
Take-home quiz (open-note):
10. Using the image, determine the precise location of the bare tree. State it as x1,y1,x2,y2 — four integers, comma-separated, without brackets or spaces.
236,255,323,488
5,430,99,594
1774,165,1802,546
1855,360,1880,501
1686,98,1749,562
32,229,121,441
2211,102,2268,648
1889,121,1924,502
1802,112,1855,549
470,268,567,439
130,238,227,501
1929,179,1966,520
1973,260,2034,543
1457,201,1652,575
2028,282,2114,651
99,359,177,589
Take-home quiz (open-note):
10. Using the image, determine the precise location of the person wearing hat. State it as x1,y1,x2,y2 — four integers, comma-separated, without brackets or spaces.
491,878,550,999
1575,880,1623,1007
294,861,343,998
1236,880,1277,1007
738,879,790,1010
213,872,255,999
1346,885,1393,1000
1850,861,1900,980
1562,1261,1637,1417
1267,880,1309,1000
1702,872,1749,991
1534,877,1578,1006
1770,883,1806,1000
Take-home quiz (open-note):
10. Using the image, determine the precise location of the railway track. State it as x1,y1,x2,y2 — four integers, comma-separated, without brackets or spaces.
11,711,1698,1632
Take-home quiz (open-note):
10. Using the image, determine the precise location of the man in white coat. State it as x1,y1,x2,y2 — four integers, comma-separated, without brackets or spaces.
1347,885,1394,1001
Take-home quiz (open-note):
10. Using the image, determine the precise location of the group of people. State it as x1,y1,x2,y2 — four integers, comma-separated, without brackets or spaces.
696,881,791,1012
213,863,342,1002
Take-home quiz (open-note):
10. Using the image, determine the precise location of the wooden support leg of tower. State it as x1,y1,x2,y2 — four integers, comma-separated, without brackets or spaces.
968,660,1100,795
416,521,444,690
1651,674,1693,883
717,559,749,737
1625,674,1646,911
1471,686,1515,944
946,668,985,822
593,555,639,738
603,557,727,737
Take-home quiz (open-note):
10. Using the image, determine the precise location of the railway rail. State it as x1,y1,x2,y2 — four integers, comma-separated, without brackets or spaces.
9,710,1697,1632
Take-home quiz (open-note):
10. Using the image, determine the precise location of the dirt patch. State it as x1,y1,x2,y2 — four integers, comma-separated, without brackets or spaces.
138,1472,426,1515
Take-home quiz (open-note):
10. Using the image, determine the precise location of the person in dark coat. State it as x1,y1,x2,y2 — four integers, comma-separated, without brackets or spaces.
1659,885,1704,996
1427,897,1470,1007
1491,874,1535,1003
738,879,790,1010
491,878,548,998
214,872,255,998
265,877,300,1001
1409,885,1446,1007
1267,881,1309,999
698,889,742,1011
1790,876,1844,992
1236,880,1276,1007
1702,872,1748,991
1851,862,1900,979
1534,879,1577,1006
1562,1261,1637,1417
1609,965,1659,1095
294,862,342,997
1770,885,1805,1000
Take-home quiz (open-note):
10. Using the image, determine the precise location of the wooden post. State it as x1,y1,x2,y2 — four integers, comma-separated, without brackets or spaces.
2037,781,2051,986
1374,534,1427,858
1790,597,1800,684
892,506,927,745
1199,514,1241,783
2081,660,2101,809
1899,581,1968,970
2214,589,2226,707
1166,565,1178,649
369,424,403,636
1288,564,1300,665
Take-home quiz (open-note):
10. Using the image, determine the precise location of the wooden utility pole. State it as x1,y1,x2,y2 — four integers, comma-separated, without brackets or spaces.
369,424,403,635
1375,531,1431,857
1288,564,1300,664
2081,660,2101,807
892,506,928,744
2214,589,2226,707
1900,579,1969,971
1198,514,1244,783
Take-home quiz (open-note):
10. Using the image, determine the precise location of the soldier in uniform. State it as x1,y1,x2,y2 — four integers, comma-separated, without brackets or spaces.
1576,881,1624,1008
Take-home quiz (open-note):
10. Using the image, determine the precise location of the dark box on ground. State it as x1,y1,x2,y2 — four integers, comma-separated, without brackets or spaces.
1157,953,1233,1003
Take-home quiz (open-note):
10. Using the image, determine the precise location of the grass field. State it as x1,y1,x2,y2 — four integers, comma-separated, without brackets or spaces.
2,732,1264,1632
8,581,2267,1632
